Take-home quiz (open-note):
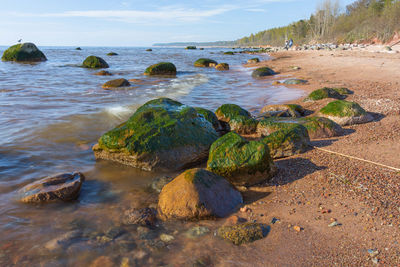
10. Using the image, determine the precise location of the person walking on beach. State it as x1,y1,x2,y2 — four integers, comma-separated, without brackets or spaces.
288,38,293,49
284,39,289,50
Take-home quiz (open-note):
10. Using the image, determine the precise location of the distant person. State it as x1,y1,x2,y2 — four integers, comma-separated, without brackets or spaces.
288,38,293,49
284,40,289,50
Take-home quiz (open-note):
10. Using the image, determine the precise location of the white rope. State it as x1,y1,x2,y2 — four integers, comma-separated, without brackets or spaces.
312,146,400,172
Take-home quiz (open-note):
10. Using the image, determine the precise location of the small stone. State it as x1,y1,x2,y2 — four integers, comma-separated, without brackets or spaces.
367,249,379,257
123,207,157,227
321,209,331,214
293,225,302,232
185,226,210,238
224,215,246,226
240,206,251,213
328,221,341,227
271,217,280,224
371,258,379,264
159,234,174,243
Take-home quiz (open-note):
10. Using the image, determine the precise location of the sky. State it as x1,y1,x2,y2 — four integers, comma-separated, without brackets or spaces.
0,0,354,47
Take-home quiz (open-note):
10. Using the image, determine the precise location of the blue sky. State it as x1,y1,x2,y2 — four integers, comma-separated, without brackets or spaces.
0,0,354,46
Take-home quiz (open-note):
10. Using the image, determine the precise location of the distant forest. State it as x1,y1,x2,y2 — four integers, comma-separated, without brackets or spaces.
155,0,400,47
237,0,400,46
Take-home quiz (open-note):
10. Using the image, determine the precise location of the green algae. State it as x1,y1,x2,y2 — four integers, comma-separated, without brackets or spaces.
82,56,109,68
217,223,268,245
251,67,275,78
215,104,251,122
194,58,218,67
2,43,47,62
319,100,366,117
194,107,220,130
305,87,345,101
144,62,176,76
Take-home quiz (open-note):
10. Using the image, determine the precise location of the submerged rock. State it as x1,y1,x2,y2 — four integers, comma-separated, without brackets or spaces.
260,104,305,118
215,63,229,71
217,223,269,245
144,62,176,76
185,226,210,238
247,58,260,64
150,175,174,193
146,48,152,51
304,87,346,101
82,56,109,68
102,78,130,89
123,207,157,226
261,123,310,159
194,58,218,67
186,46,197,50
224,51,234,55
93,98,219,171
158,168,243,220
251,67,275,78
215,104,258,134
106,52,118,56
207,132,276,186
18,172,85,203
44,230,82,251
319,100,372,126
2,43,47,62
75,47,82,50
94,70,113,76
283,78,307,85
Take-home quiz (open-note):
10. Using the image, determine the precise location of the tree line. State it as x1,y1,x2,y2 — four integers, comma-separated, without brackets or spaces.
236,0,400,46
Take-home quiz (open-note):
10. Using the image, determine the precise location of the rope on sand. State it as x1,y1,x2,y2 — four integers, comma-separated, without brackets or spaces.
312,146,400,172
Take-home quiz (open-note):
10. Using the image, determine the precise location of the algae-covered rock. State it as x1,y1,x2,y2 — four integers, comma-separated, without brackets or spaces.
260,104,305,118
186,46,197,50
260,122,310,159
158,168,243,220
332,87,353,95
217,223,268,245
107,52,118,56
251,67,275,78
83,56,109,68
144,62,176,76
304,87,345,101
195,107,223,133
215,104,257,134
18,172,85,203
93,98,219,171
2,43,47,62
318,100,372,126
247,58,260,64
215,63,229,71
194,58,218,67
224,51,234,55
75,47,82,50
207,132,276,186
94,70,113,76
102,78,130,89
283,78,307,85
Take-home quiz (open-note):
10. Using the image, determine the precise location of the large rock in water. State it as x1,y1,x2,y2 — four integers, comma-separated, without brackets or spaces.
82,56,109,68
144,62,176,76
194,58,218,67
18,172,85,203
215,104,258,135
102,78,130,89
158,168,243,220
93,98,219,171
2,43,47,62
318,100,372,126
251,67,275,78
207,132,276,186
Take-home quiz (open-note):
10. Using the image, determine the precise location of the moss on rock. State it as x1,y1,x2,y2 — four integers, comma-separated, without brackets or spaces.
194,107,221,132
158,168,243,220
83,56,109,68
260,104,305,118
106,52,118,56
2,43,47,62
207,132,276,186
224,51,235,55
186,46,197,50
102,78,130,89
318,100,372,125
144,62,176,76
261,123,310,159
304,87,345,101
94,98,219,170
215,104,256,134
251,67,275,78
247,58,260,64
215,63,229,71
217,223,268,245
194,58,218,67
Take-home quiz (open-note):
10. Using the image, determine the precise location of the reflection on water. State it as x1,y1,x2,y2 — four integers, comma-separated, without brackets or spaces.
0,46,304,266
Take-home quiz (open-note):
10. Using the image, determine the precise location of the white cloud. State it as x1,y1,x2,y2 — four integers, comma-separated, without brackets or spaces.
245,8,267,12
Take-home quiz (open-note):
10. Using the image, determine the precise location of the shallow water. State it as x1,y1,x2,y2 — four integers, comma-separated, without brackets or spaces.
0,46,303,266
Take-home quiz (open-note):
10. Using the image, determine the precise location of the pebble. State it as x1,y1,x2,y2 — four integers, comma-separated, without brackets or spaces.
271,217,280,224
185,226,210,238
367,249,379,257
371,258,379,264
293,225,302,232
159,234,174,243
240,206,251,213
328,221,341,227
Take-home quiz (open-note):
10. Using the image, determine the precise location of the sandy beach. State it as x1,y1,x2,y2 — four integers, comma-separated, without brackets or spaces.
219,47,400,266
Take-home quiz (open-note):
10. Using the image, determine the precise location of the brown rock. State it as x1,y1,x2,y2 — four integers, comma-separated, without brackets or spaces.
89,256,114,267
94,70,113,76
215,63,229,71
122,207,157,226
158,168,243,220
18,172,85,203
102,78,130,89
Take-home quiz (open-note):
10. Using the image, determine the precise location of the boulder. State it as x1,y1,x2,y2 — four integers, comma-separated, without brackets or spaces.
283,78,307,85
75,47,82,50
215,63,229,71
144,62,176,76
217,223,269,245
297,117,343,139
18,172,85,203
207,132,276,186
251,67,275,78
82,56,109,68
215,104,257,134
2,43,47,62
194,58,218,67
194,107,224,133
94,70,113,76
318,100,372,126
186,46,197,50
102,78,130,89
158,168,243,220
247,58,260,64
304,87,345,101
93,98,219,171
146,48,152,51
261,123,310,159
260,104,305,118
107,52,118,56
